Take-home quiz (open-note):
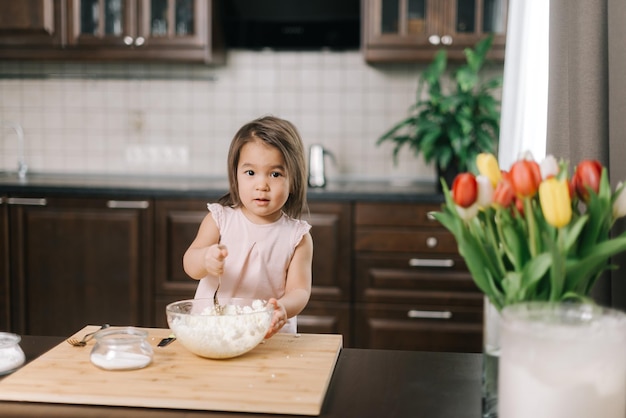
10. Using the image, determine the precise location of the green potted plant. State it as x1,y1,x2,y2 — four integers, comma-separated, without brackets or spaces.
377,35,502,189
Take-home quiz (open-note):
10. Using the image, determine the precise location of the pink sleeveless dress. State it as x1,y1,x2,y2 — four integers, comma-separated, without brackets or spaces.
194,203,312,333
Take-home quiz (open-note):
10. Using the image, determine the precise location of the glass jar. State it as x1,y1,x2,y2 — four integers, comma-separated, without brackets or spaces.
90,327,153,371
499,302,626,418
0,332,25,375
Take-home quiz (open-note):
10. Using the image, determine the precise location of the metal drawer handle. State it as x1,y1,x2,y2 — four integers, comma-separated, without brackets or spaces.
106,200,149,209
408,310,453,319
7,197,48,206
409,258,454,268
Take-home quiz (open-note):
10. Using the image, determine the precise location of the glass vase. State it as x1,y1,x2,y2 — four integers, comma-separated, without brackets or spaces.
499,302,626,418
482,296,500,418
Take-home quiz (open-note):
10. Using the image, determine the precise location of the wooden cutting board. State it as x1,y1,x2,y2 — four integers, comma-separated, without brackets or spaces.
0,326,343,416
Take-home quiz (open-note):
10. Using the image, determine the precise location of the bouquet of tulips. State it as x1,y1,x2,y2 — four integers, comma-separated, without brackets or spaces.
430,153,626,310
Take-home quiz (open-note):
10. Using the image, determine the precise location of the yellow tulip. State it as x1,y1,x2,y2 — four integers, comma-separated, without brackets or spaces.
538,178,572,228
476,153,501,187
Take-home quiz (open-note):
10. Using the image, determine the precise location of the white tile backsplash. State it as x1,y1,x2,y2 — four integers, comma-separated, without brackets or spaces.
0,50,503,181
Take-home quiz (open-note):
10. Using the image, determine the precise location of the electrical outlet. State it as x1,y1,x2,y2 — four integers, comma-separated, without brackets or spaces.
125,145,189,166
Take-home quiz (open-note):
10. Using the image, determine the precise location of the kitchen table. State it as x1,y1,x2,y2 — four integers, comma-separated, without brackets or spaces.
1,335,482,418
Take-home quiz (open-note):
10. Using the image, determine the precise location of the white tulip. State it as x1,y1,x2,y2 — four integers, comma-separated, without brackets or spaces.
456,203,479,221
540,155,559,179
476,175,494,209
613,182,626,219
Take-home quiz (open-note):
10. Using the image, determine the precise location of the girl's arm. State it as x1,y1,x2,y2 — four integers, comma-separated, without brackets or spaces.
183,213,227,280
266,232,313,337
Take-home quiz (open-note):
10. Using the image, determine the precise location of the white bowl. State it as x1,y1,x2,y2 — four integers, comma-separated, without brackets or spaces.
166,298,273,359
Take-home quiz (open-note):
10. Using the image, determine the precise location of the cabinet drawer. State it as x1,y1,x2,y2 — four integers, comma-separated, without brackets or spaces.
354,228,458,253
355,202,441,227
355,253,481,304
354,303,482,352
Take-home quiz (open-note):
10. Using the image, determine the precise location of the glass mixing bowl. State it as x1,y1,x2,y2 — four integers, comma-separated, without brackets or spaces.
166,298,273,359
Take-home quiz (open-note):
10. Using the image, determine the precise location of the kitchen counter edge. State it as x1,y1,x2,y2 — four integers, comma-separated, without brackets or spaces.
0,173,444,203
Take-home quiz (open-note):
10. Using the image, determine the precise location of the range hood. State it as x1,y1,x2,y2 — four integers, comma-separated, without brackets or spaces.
220,0,361,50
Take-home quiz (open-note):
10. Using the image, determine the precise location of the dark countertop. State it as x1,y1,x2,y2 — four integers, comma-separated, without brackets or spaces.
1,335,482,418
0,172,443,202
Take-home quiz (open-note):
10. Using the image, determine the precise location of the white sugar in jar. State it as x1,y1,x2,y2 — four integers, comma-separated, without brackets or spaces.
90,327,153,371
0,332,25,375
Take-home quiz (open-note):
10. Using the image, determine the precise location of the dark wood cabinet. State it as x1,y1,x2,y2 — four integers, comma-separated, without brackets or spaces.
0,0,65,49
353,202,483,352
1,184,481,352
153,197,213,327
0,0,224,63
6,195,153,337
152,198,353,345
0,196,9,331
362,0,508,63
300,202,353,345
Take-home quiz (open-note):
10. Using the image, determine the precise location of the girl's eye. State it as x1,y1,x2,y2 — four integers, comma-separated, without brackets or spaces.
244,170,254,176
270,172,282,178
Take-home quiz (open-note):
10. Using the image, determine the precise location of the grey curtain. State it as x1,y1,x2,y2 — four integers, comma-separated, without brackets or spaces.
607,0,626,310
547,0,626,308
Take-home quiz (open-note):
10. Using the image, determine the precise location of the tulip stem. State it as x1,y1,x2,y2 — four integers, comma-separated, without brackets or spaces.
524,197,539,257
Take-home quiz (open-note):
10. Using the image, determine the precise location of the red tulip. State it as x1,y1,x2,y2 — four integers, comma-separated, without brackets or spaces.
509,159,542,198
493,171,515,207
572,160,603,201
452,173,478,208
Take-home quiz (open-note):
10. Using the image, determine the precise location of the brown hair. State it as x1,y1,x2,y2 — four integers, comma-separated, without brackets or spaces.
218,115,308,218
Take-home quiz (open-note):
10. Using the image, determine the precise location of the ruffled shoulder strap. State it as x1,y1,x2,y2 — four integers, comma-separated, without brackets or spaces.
290,217,312,247
207,202,226,229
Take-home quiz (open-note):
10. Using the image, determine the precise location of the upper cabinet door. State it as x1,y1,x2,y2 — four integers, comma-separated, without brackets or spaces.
137,0,208,48
442,0,507,52
364,0,439,48
363,0,508,63
67,0,136,47
67,0,208,49
0,0,65,48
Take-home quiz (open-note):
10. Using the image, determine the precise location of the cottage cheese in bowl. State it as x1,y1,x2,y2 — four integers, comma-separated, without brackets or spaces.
166,298,273,359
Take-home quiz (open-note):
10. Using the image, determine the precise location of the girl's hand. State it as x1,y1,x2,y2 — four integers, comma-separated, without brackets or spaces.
203,244,228,277
265,298,287,338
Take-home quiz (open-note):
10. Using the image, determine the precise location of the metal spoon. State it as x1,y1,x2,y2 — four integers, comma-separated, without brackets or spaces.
213,275,223,314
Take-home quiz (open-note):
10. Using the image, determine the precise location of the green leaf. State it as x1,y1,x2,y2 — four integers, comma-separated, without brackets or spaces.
564,232,626,293
456,67,479,92
423,50,447,84
522,253,552,288
562,214,588,253
502,272,522,303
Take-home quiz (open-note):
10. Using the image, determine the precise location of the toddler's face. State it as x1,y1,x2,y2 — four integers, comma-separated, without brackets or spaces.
236,139,290,224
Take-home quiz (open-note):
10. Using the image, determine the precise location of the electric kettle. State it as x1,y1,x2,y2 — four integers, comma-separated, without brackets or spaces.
308,144,333,188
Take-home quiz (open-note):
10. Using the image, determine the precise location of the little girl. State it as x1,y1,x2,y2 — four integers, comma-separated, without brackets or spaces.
183,116,313,338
